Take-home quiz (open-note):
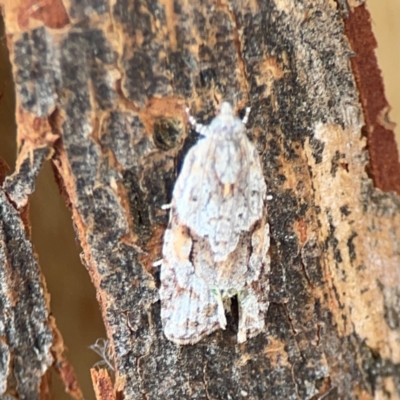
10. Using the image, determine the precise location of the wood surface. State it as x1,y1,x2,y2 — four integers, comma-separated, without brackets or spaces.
1,0,400,399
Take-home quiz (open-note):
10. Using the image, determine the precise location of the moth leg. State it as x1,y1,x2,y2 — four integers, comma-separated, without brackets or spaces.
161,203,171,210
242,106,251,125
237,288,266,343
211,288,227,330
185,107,210,136
153,259,162,267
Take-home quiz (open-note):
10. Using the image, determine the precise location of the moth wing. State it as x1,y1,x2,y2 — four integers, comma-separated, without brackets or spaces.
204,135,267,260
172,138,216,234
173,133,266,261
238,218,270,342
241,139,267,223
160,226,223,344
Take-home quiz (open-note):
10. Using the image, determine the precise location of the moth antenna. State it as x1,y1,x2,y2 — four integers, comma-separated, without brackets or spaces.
242,107,251,125
186,106,210,136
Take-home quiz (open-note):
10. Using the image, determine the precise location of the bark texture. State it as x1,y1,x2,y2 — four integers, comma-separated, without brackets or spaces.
0,182,82,399
1,0,400,399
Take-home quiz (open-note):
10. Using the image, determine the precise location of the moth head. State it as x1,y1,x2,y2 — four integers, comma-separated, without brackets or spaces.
219,102,234,117
209,101,244,137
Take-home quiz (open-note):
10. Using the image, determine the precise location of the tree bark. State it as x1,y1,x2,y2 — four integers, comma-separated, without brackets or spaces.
1,0,400,399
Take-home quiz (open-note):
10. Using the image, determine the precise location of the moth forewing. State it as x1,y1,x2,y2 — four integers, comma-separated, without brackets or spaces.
159,102,270,345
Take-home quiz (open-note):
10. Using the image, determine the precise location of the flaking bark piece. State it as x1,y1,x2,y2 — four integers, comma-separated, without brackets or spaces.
0,189,82,399
3,147,51,209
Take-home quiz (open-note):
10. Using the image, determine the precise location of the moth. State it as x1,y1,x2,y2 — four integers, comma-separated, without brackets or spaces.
159,102,270,345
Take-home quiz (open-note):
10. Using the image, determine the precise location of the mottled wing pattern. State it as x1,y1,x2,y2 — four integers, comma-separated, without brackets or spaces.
237,218,270,342
160,102,269,345
159,222,225,344
173,126,266,261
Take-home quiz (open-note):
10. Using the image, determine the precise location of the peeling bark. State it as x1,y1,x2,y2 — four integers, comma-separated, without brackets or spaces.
1,0,400,399
0,187,82,399
91,369,115,400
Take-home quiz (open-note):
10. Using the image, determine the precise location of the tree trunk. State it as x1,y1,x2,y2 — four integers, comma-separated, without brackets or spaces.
1,0,400,399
